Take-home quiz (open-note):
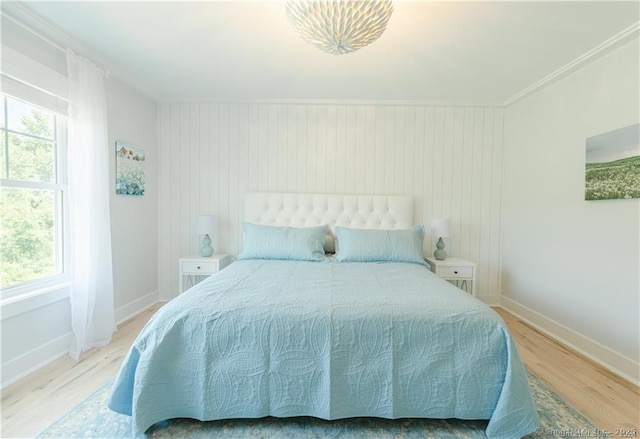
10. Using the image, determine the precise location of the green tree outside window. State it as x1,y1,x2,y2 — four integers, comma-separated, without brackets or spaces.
0,96,63,289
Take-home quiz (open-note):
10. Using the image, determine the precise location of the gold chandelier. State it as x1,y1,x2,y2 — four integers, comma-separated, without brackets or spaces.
285,0,394,55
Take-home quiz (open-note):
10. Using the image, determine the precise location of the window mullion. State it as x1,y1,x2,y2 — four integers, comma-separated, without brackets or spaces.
3,98,9,179
53,114,58,184
3,128,56,143
57,118,68,278
55,190,64,276
56,117,67,185
0,179,64,191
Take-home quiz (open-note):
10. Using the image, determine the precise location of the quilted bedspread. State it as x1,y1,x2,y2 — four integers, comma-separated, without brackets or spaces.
108,259,538,438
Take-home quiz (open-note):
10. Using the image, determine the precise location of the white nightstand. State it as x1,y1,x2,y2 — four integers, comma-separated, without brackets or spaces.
179,254,231,294
425,257,476,296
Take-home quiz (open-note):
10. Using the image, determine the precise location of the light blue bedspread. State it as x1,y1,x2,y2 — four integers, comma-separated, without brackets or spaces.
109,260,538,438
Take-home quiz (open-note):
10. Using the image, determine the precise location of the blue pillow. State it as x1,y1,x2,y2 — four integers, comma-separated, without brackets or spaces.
239,223,328,262
335,225,426,265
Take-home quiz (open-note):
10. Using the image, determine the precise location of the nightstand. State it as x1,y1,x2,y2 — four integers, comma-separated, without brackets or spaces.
179,254,231,294
425,257,476,296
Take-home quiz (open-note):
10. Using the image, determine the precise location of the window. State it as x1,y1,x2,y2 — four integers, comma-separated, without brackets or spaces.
0,95,67,296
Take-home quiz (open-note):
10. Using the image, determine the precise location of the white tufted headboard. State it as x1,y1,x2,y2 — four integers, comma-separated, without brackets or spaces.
244,192,414,252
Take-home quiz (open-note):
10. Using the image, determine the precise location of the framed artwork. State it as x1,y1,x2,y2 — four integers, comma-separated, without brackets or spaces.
115,141,145,196
585,123,639,201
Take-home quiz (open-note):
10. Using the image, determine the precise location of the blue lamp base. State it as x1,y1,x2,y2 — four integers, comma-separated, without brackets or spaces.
201,234,213,257
434,237,447,260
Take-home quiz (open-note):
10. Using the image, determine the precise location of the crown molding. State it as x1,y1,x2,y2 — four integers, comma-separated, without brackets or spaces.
504,21,640,107
156,97,505,107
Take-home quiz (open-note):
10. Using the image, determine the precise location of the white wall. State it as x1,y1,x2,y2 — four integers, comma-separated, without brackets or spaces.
106,78,159,321
501,37,639,382
1,77,158,387
158,102,505,303
0,13,73,387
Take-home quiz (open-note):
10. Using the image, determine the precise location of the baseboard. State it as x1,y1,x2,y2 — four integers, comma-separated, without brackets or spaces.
115,290,159,326
0,332,71,389
500,296,639,386
478,294,501,307
1,291,160,389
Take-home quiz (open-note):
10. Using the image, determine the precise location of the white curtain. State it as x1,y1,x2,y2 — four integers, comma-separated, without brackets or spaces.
66,50,115,361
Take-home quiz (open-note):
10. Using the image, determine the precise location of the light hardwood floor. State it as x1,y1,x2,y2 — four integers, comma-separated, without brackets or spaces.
1,304,163,439
1,304,638,438
494,308,640,435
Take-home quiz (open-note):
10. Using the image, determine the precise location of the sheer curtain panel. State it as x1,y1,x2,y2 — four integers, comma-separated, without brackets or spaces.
66,50,115,360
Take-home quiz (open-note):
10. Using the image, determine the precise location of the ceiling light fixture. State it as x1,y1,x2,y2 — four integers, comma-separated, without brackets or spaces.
285,0,394,55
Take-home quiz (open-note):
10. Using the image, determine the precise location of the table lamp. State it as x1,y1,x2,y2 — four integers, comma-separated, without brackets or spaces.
430,218,451,261
196,215,216,257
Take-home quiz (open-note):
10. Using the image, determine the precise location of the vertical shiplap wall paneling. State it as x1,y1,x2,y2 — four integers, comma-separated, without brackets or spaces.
268,105,278,192
335,106,346,193
189,103,200,255
157,102,504,303
179,104,190,259
199,104,211,224
412,107,425,225
488,109,505,299
295,106,304,192
280,105,289,191
326,106,337,193
373,107,384,195
317,106,328,192
248,104,259,193
218,104,230,254
459,108,475,265
430,108,444,253
306,106,316,192
287,105,298,193
441,108,454,233
238,104,250,254
479,109,495,298
158,104,171,298
344,106,356,193
384,107,395,193
469,108,485,294
450,108,465,259
170,104,181,295
364,107,376,193
257,105,268,193
228,104,241,255
421,107,436,256
402,107,415,202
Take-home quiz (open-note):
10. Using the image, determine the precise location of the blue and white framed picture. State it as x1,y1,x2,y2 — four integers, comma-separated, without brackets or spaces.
115,141,145,196
585,123,640,201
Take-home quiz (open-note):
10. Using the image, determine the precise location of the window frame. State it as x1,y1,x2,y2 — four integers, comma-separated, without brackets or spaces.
0,94,69,299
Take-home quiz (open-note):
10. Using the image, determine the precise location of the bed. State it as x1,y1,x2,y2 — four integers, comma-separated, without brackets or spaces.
109,193,539,438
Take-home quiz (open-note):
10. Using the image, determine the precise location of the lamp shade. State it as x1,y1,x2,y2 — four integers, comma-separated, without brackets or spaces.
430,218,451,238
196,215,216,235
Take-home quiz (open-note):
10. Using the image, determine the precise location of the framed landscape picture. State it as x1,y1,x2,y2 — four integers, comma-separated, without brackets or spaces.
116,141,145,196
585,123,640,201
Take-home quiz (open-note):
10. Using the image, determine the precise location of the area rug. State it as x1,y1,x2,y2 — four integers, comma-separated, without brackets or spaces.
37,371,604,439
